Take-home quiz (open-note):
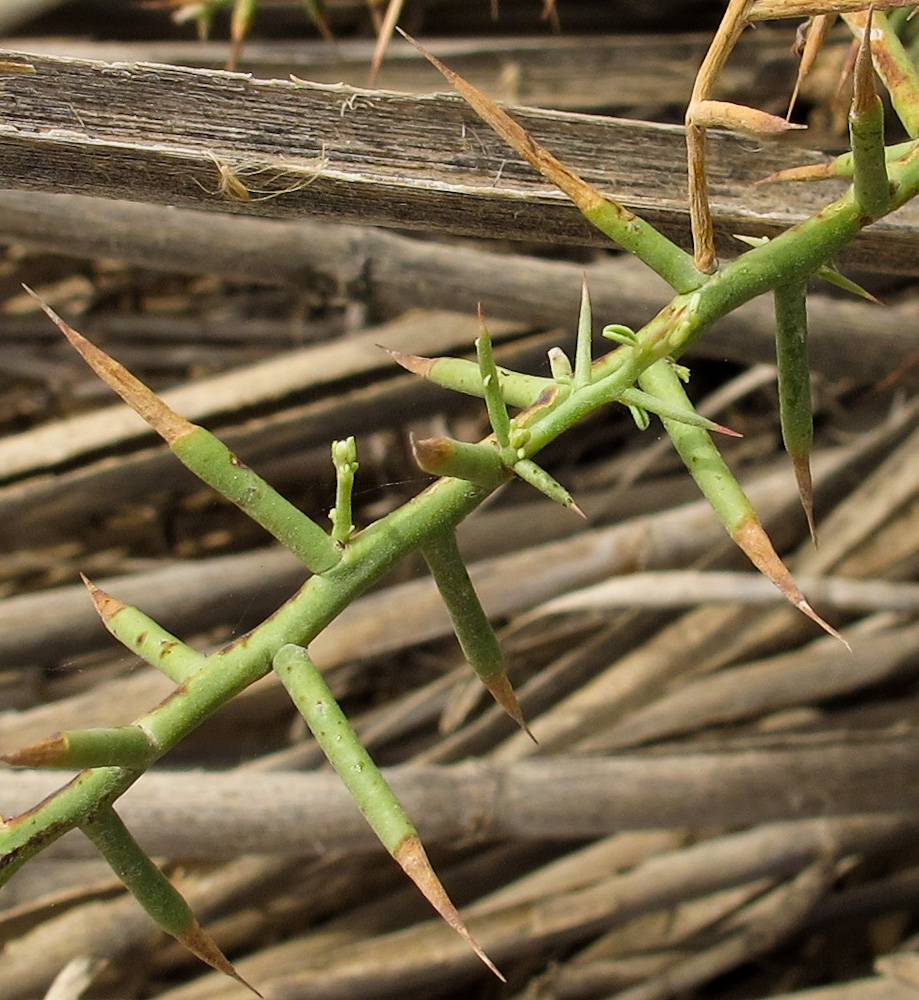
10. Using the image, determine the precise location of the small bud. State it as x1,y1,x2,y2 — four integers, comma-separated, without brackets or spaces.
548,346,573,382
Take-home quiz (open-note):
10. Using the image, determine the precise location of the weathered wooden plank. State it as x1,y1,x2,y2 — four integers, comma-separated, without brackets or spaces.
10,31,799,112
0,47,912,270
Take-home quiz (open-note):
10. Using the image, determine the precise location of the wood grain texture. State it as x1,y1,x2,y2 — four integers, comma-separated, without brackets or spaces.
0,46,913,270
8,31,799,112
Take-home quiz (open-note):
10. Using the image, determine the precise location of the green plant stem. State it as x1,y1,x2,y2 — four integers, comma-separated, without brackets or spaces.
476,323,512,446
774,279,816,538
10,108,919,891
81,804,196,936
88,583,205,682
3,726,155,769
172,428,340,574
421,528,505,685
273,643,416,851
849,12,892,218
574,278,593,390
411,434,508,487
844,8,919,138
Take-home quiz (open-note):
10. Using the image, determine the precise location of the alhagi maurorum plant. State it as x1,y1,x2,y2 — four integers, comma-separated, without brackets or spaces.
4,0,919,989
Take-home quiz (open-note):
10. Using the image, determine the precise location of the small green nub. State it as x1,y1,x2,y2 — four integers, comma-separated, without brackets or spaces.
411,434,506,488
330,436,359,544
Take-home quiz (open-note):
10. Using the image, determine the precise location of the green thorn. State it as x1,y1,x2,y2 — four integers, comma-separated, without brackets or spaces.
849,9,892,219
512,458,585,517
574,275,593,391
476,307,512,447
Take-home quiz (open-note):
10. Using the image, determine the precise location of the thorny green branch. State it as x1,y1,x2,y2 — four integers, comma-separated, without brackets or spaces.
6,141,916,874
5,4,919,990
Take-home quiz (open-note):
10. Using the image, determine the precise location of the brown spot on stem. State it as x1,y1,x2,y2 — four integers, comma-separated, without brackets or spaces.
24,286,194,445
2,733,68,768
394,834,505,981
733,516,848,647
484,673,537,743
180,918,263,997
516,384,562,428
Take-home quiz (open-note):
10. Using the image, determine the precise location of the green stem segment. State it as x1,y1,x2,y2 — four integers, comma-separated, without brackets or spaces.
638,359,844,643
421,529,532,736
512,458,583,516
774,280,817,541
402,30,706,294
80,804,260,995
172,429,340,574
574,277,593,391
844,8,919,139
638,361,754,535
273,643,415,852
849,12,891,219
387,348,552,409
272,643,504,979
2,726,155,769
411,434,507,488
84,577,204,683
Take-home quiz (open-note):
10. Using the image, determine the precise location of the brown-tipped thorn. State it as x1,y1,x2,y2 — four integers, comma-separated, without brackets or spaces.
398,30,602,213
787,14,832,120
367,0,405,87
81,574,126,623
23,286,193,445
852,7,877,119
380,345,436,378
568,500,587,520
733,516,849,649
394,834,505,981
484,673,537,743
792,453,818,546
2,734,68,768
181,919,263,997
712,421,743,438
